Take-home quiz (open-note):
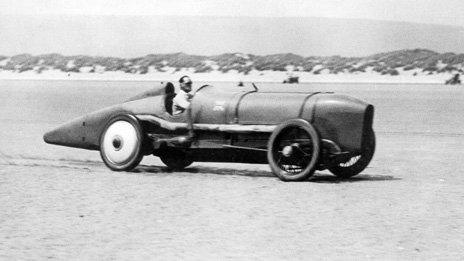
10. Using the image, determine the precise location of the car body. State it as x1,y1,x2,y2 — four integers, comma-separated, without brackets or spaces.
44,82,375,181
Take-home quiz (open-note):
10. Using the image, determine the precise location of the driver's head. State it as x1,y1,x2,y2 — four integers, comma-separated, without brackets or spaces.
179,75,192,93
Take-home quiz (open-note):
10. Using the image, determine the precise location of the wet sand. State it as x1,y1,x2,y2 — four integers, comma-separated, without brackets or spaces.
1,80,463,260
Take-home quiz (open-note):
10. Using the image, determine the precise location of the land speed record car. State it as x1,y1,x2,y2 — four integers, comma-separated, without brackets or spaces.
44,82,375,181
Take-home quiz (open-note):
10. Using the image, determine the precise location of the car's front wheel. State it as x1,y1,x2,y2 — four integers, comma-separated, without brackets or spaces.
328,129,376,178
100,115,144,171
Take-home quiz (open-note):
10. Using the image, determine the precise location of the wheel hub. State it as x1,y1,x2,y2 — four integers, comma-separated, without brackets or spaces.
282,145,293,157
112,135,123,151
282,143,301,157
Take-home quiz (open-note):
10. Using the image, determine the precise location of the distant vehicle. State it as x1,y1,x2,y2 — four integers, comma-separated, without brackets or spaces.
44,83,375,181
445,74,461,85
283,76,299,84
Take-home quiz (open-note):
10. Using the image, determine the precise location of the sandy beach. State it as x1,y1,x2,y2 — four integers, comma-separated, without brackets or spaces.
0,69,458,84
1,80,463,260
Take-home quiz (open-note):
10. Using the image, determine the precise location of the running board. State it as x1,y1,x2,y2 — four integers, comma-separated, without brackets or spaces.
136,114,276,133
222,144,268,152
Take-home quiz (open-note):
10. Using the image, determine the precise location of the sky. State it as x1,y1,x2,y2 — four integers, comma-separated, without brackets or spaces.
1,0,464,27
1,0,464,57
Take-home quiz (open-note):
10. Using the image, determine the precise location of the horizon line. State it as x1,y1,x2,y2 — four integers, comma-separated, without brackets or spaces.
0,48,452,60
1,14,462,29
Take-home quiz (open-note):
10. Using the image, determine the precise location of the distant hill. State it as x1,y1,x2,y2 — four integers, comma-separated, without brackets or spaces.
2,16,464,57
1,49,463,77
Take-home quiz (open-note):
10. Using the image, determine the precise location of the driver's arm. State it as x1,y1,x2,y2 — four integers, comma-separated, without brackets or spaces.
173,93,191,109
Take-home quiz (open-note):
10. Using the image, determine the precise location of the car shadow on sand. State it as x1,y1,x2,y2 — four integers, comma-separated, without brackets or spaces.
132,164,273,178
309,173,400,183
131,164,399,183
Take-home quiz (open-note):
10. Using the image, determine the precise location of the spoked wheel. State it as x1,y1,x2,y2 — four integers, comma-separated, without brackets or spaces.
159,148,193,170
100,115,144,171
267,119,320,181
328,129,376,178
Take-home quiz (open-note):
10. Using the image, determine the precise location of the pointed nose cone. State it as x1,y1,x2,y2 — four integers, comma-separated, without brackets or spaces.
43,116,88,149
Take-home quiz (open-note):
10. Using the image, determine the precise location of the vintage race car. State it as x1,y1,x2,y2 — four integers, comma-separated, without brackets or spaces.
44,82,375,181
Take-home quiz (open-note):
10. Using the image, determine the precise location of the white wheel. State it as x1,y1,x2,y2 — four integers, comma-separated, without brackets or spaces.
100,115,143,171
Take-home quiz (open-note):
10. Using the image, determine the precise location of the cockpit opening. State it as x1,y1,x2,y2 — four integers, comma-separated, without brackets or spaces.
164,82,176,115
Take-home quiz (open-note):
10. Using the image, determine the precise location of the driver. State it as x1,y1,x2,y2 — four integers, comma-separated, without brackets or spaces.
172,75,193,115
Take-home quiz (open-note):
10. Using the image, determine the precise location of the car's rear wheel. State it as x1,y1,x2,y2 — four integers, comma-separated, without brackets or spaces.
267,119,320,181
328,129,376,178
159,148,193,170
100,115,144,171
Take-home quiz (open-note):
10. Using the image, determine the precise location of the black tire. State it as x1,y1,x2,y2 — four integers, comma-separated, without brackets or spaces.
159,149,193,170
328,129,376,178
267,119,320,181
100,115,144,171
